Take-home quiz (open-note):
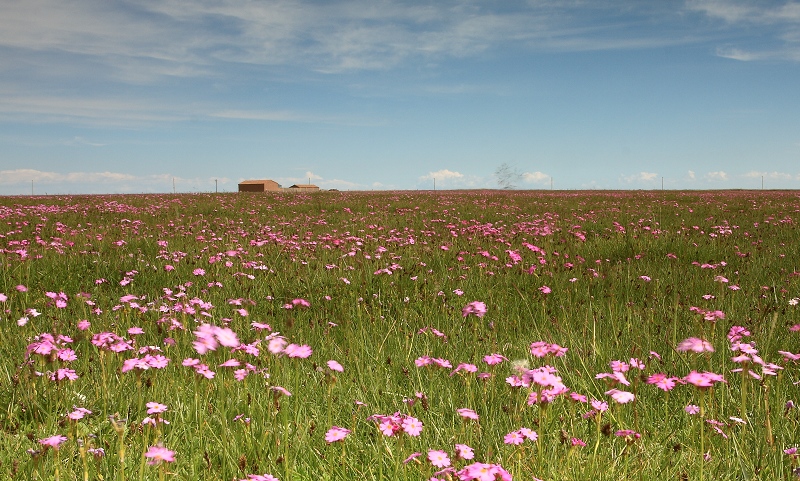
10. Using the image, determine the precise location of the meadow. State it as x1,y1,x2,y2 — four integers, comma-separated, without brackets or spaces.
1,189,799,481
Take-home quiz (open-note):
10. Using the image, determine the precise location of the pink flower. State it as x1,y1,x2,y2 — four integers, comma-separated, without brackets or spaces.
591,399,608,412
606,389,635,404
647,373,678,392
615,430,641,441
39,434,68,449
220,359,241,367
483,353,507,365
68,407,92,420
462,301,487,318
144,445,176,465
324,426,351,443
428,450,451,468
270,386,292,397
403,452,422,464
684,371,724,388
570,392,588,403
327,360,344,372
455,444,475,460
51,368,79,381
401,416,423,436
193,268,206,276
458,462,512,481
676,337,714,353
379,420,399,437
215,327,240,348
284,298,310,309
267,336,287,354
456,408,479,421
284,344,312,358
504,430,525,445
146,402,168,414
240,475,279,481
450,363,478,376
538,285,552,294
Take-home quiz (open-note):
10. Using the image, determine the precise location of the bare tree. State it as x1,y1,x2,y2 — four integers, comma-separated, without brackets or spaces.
495,162,522,190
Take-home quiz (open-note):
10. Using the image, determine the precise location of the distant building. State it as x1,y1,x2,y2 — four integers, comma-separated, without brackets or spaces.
288,184,320,192
238,180,282,192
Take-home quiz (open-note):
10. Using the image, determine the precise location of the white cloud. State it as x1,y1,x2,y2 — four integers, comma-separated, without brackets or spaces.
705,171,729,182
0,1,718,85
0,169,233,194
620,171,659,184
689,1,800,25
522,171,549,184
419,169,464,182
417,169,488,189
210,110,367,125
0,169,135,184
0,92,188,126
687,170,696,181
274,171,363,190
743,170,797,180
320,178,361,190
689,1,800,62
715,47,763,61
68,136,107,147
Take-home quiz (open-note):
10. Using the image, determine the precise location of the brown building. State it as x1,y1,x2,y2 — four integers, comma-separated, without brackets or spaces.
288,184,320,192
238,179,282,192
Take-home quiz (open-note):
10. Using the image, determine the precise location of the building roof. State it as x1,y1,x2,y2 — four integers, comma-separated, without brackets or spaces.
289,184,319,189
239,179,279,185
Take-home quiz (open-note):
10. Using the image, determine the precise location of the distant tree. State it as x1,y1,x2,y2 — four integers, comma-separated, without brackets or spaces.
495,163,522,190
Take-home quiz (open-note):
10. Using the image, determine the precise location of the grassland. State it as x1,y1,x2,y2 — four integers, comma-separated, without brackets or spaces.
1,190,799,480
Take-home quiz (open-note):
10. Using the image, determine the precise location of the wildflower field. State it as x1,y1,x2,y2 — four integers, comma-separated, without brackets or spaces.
2,190,800,481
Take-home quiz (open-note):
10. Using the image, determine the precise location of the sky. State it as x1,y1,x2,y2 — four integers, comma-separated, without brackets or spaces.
2,0,800,194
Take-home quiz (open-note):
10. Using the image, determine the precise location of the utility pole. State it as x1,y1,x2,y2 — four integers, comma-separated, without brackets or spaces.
433,178,436,191
215,179,218,193
550,177,553,190
662,177,664,191
31,180,34,196
762,176,764,190
173,178,176,194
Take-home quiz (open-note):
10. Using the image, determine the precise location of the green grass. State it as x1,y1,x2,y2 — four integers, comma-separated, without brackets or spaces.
1,190,800,480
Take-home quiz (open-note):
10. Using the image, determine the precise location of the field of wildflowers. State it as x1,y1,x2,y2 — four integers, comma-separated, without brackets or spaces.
1,190,799,480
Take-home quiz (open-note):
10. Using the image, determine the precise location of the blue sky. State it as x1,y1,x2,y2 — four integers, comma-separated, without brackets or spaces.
2,0,800,194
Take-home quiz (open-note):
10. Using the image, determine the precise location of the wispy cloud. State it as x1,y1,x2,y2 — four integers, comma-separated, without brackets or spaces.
620,171,659,184
743,170,799,180
273,171,364,190
705,170,729,182
0,169,231,194
419,169,464,182
418,169,485,188
0,92,188,126
689,0,800,62
67,137,107,147
0,1,713,83
0,1,748,127
522,171,550,184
